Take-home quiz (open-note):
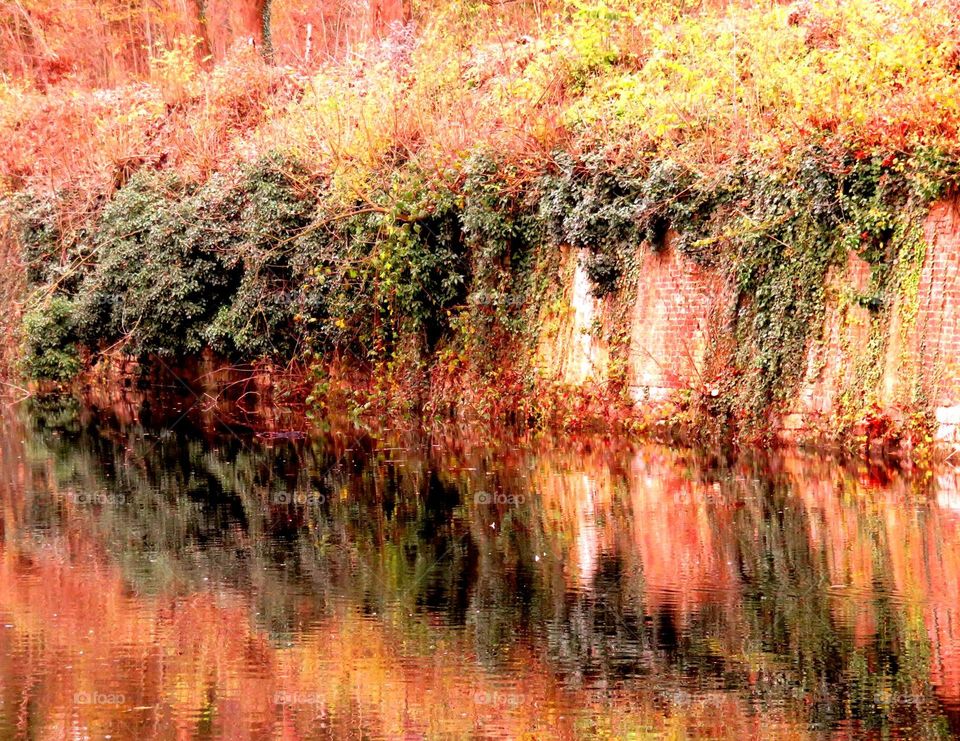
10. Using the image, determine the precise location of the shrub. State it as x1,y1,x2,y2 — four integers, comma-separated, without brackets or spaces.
371,169,468,349
16,191,65,286
14,189,98,290
71,173,236,358
461,153,544,330
204,153,320,359
21,297,81,381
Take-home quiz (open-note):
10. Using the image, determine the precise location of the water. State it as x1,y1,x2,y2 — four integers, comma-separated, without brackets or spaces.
1,396,959,739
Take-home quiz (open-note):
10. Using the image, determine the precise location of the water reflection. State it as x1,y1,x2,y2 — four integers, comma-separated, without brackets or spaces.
0,396,958,738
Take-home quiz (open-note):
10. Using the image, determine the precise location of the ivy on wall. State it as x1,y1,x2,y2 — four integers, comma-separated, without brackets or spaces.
11,142,958,442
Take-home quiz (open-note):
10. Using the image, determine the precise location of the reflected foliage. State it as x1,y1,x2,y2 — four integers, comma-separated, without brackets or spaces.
0,398,958,738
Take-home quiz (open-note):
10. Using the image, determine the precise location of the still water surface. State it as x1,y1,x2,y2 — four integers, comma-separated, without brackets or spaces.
1,396,960,739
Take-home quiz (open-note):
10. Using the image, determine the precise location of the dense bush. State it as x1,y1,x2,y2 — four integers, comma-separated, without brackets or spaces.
460,154,544,334
13,153,504,377
69,173,235,358
370,170,469,349
21,296,81,381
539,151,646,295
15,155,321,373
203,155,320,358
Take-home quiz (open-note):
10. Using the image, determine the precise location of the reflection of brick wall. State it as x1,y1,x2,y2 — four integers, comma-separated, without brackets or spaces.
628,241,726,402
924,478,960,719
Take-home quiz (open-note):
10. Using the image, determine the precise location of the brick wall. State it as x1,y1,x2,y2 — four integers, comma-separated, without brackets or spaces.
782,252,873,433
899,198,960,441
537,242,723,398
792,197,960,443
540,202,960,448
627,240,726,403
917,199,960,394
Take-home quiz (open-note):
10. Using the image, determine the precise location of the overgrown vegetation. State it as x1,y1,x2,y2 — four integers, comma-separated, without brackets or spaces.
5,0,960,443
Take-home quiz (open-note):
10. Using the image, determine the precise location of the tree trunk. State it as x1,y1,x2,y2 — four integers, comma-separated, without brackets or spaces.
188,0,214,63
260,0,273,62
370,0,405,37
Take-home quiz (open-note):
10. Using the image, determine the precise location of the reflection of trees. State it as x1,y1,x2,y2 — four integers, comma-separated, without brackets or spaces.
4,398,960,736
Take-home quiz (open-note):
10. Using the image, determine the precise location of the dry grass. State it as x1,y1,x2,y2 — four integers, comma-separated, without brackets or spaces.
6,0,960,196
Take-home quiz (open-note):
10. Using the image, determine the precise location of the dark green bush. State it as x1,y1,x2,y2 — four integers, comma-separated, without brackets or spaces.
203,154,320,358
14,188,97,291
14,152,485,373
371,171,468,348
18,153,337,368
539,151,642,295
16,191,64,286
461,153,544,332
21,296,81,381
72,172,236,358
462,153,542,262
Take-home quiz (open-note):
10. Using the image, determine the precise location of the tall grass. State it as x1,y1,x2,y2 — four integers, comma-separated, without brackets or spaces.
5,0,960,195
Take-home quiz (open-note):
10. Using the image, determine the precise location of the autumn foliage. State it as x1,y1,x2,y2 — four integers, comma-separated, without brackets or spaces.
5,0,960,433
7,0,960,196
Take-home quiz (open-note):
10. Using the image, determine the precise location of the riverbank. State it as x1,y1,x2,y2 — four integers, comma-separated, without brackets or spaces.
5,0,960,457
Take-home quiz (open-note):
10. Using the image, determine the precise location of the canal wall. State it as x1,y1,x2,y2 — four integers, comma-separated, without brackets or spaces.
541,196,960,449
